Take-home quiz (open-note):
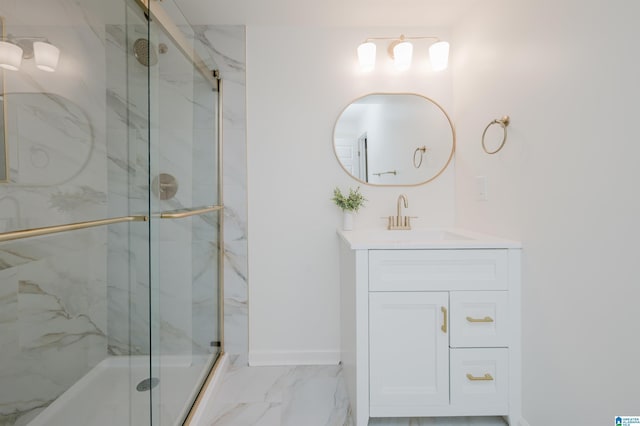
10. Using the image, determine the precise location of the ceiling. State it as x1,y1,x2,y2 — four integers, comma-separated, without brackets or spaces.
173,0,484,27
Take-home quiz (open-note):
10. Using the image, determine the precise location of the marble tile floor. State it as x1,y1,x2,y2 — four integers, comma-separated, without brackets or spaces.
198,359,507,426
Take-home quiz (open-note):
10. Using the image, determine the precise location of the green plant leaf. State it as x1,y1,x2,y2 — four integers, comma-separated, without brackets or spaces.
331,186,367,212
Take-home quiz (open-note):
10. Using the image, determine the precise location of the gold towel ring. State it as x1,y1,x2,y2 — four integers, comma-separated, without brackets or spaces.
413,146,427,168
482,116,510,154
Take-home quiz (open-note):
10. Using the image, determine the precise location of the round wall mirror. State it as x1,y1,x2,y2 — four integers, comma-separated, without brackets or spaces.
333,93,455,186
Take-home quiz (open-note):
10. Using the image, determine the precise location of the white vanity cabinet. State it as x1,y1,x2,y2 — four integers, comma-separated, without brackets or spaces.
338,230,522,426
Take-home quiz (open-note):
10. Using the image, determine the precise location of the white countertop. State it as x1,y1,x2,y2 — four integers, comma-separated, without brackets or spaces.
337,228,522,250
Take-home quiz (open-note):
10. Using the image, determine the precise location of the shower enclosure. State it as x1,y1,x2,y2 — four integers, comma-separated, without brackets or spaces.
0,0,223,425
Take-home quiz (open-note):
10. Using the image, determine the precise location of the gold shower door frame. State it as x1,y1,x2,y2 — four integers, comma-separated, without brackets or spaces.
0,1,226,423
140,0,225,422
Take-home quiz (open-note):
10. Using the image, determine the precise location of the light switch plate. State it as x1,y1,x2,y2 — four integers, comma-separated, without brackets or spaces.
475,176,488,201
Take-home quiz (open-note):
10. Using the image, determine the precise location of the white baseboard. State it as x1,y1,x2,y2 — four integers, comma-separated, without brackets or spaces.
248,350,340,366
188,353,229,426
519,417,531,426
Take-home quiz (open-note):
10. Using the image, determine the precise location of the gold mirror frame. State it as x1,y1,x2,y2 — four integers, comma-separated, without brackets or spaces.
332,92,455,187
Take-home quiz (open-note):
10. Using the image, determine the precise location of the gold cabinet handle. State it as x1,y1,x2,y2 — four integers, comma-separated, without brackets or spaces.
466,373,494,381
441,306,447,333
466,316,494,323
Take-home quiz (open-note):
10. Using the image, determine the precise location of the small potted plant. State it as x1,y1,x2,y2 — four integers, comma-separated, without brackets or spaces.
332,186,366,231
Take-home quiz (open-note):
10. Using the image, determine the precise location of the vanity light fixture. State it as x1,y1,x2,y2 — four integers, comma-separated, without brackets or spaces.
357,34,449,72
0,36,60,72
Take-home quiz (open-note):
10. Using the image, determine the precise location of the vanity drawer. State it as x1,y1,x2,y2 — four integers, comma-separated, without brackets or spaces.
450,291,509,348
369,250,508,292
450,348,508,413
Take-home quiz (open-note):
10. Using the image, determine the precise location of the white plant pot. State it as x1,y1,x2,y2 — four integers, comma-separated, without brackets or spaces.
343,211,354,231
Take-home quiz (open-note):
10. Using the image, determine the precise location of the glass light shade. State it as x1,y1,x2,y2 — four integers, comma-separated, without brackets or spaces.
393,41,413,71
429,41,450,71
33,41,60,72
357,41,376,72
0,41,23,71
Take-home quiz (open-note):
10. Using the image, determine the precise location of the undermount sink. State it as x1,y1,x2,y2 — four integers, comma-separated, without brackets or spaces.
338,228,521,249
351,229,471,242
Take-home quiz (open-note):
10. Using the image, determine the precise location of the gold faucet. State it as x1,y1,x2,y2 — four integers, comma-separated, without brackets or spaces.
388,194,412,230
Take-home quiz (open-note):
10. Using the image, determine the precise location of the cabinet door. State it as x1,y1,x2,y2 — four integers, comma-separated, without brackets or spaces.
369,292,449,415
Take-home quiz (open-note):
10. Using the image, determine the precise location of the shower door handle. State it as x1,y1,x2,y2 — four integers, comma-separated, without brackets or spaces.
159,205,223,219
0,215,148,243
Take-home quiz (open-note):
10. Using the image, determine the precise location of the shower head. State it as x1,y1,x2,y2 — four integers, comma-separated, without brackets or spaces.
132,38,158,67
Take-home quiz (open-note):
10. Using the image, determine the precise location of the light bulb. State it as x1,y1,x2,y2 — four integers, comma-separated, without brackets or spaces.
393,41,412,71
357,41,376,72
429,41,449,71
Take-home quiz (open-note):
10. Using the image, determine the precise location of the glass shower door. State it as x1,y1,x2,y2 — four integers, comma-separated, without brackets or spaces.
0,0,222,424
0,0,154,425
147,5,222,424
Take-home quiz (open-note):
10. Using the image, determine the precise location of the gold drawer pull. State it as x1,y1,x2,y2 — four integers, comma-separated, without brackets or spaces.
441,306,448,333
466,316,494,323
466,373,494,381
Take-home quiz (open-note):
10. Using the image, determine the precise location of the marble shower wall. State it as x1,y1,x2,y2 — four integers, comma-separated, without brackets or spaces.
0,228,112,425
104,21,248,360
104,14,152,356
191,25,248,360
156,23,249,361
101,8,247,366
0,0,118,423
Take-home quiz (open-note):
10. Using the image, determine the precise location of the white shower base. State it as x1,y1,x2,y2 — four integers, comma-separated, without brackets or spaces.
25,355,217,426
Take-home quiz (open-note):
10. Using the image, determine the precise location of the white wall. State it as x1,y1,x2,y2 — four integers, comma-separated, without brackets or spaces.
247,26,455,364
452,0,640,424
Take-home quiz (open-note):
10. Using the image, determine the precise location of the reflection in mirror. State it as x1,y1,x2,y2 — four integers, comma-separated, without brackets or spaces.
4,93,93,186
0,92,6,183
333,93,455,186
0,17,7,182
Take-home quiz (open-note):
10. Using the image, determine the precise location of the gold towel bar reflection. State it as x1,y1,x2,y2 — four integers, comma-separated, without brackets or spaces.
160,205,223,219
0,215,148,243
413,146,427,168
466,316,494,323
482,115,510,155
466,373,494,381
372,170,397,177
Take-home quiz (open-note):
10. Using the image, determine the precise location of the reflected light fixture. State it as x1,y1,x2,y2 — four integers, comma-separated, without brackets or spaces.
33,41,60,72
0,36,60,72
0,40,23,70
357,34,449,73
